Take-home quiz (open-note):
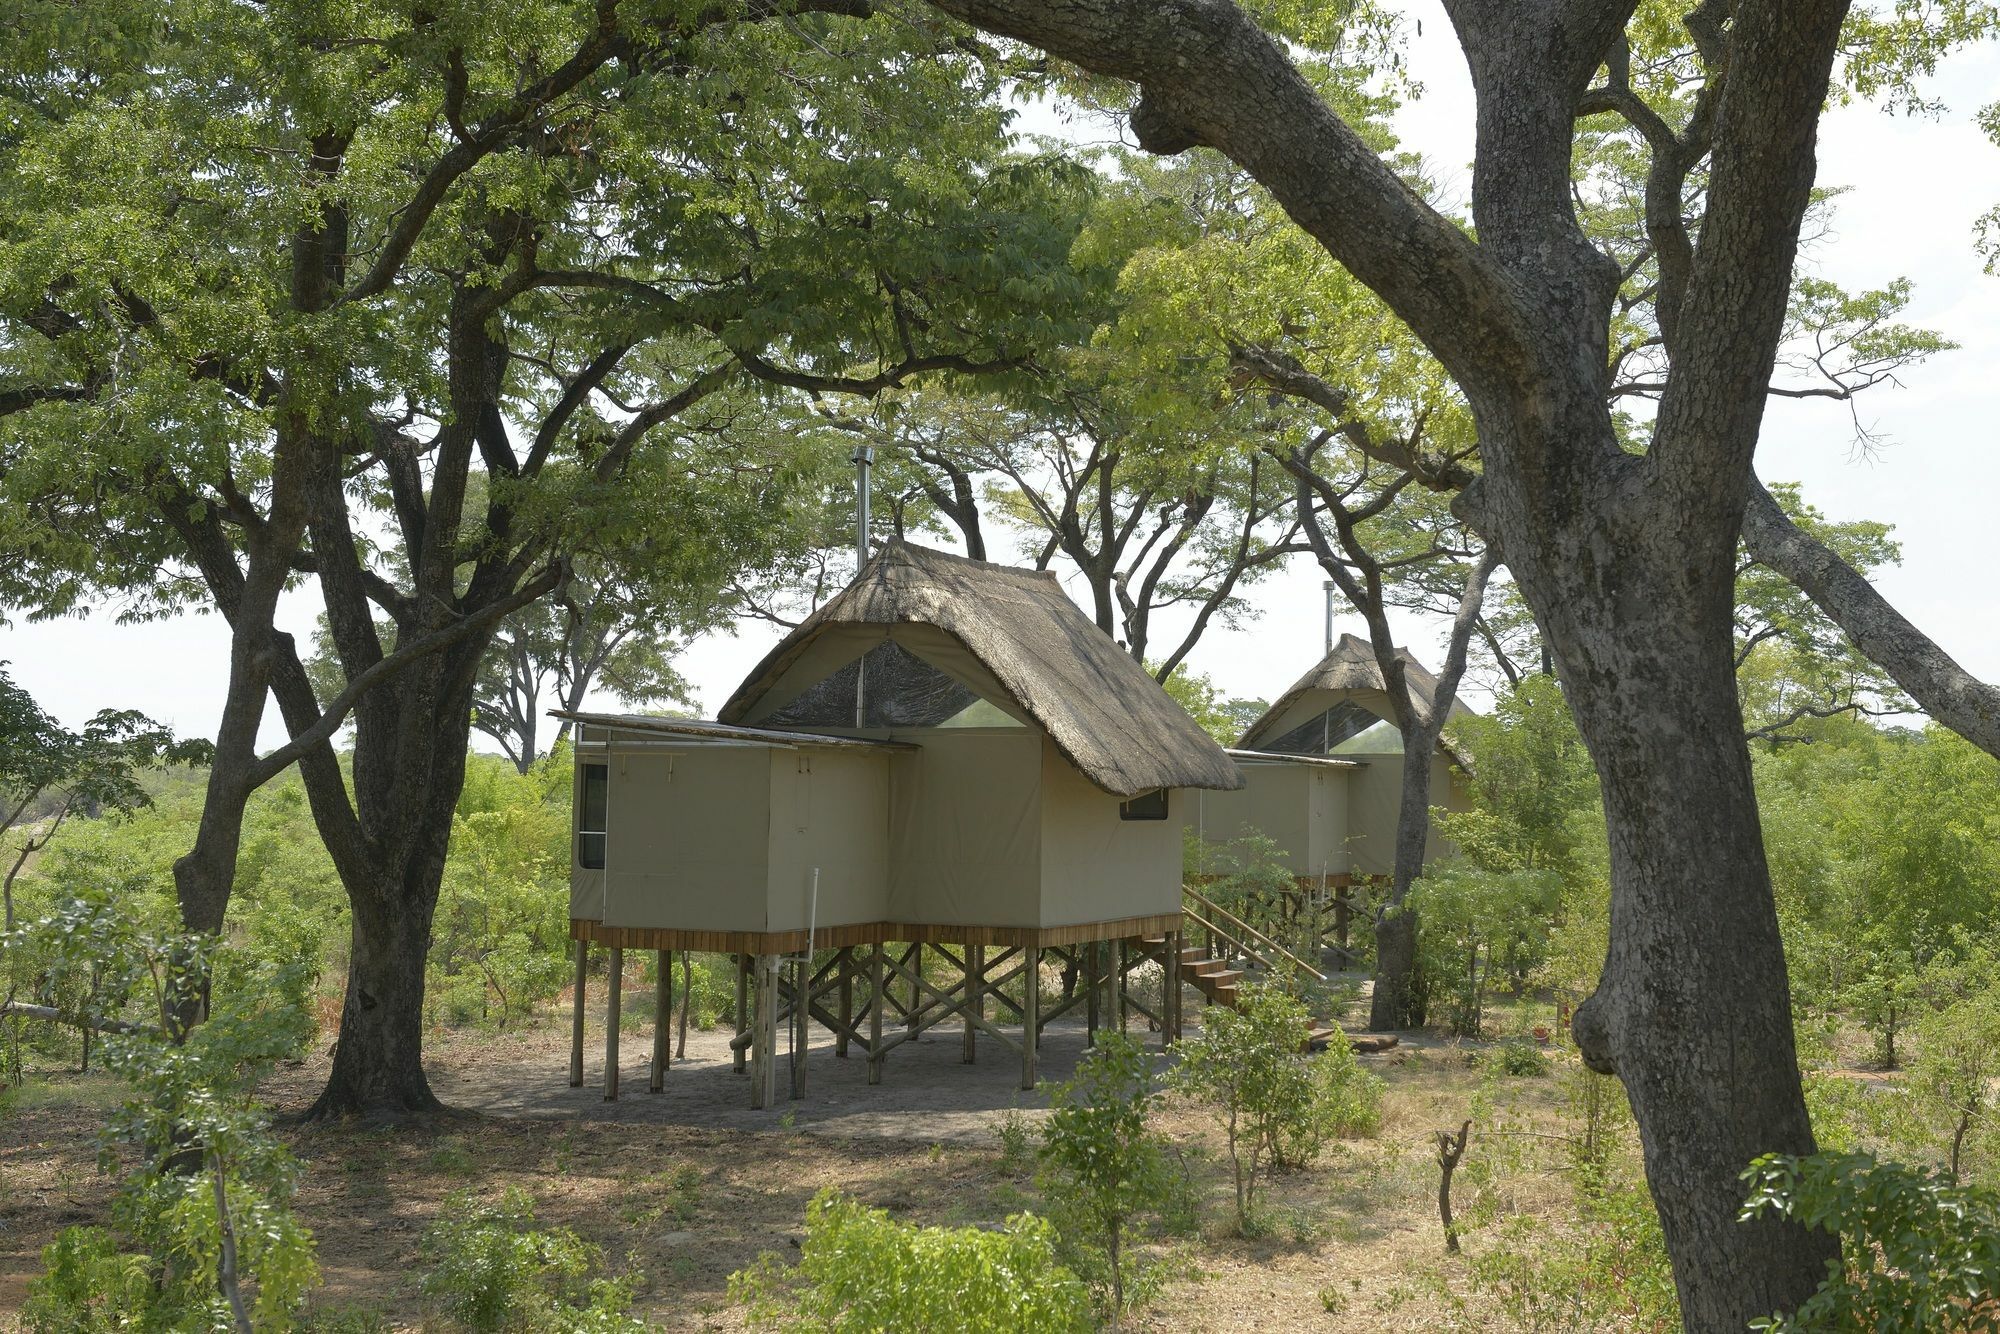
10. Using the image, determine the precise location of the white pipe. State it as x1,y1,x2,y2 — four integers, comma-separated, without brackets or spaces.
852,446,874,729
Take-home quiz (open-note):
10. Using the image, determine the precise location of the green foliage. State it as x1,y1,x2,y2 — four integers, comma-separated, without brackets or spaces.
18,904,317,1332
418,1187,645,1334
730,1189,1093,1333
1469,1167,1679,1333
1410,866,1563,1039
1485,1039,1552,1079
1908,990,2000,1184
1158,667,1265,747
1440,675,1601,884
1742,1152,2000,1332
1173,985,1380,1231
1036,1033,1180,1314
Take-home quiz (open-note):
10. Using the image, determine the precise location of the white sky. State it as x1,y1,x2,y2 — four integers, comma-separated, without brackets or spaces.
4,4,1996,746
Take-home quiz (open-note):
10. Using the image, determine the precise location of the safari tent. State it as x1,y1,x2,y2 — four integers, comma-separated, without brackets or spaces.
561,540,1244,1106
1189,634,1474,880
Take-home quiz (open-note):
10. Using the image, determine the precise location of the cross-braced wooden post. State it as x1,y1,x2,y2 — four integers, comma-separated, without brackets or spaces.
733,952,749,1074
568,939,587,1088
1085,939,1100,1047
650,948,671,1092
1021,944,1040,1091
604,946,623,1101
867,945,886,1086
835,946,853,1058
1164,930,1181,1046
962,942,983,1064
1117,938,1130,1035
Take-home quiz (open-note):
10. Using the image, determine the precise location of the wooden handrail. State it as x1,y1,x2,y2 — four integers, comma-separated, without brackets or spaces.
1184,886,1328,985
1180,904,1272,975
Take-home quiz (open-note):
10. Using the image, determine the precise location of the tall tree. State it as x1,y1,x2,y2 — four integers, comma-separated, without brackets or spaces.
911,0,1988,1319
0,2,1099,1114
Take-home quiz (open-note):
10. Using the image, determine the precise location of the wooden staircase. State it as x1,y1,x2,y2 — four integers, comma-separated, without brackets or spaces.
1178,943,1245,1008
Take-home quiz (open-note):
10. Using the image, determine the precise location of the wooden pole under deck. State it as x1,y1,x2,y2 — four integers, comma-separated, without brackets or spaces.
604,946,623,1101
906,942,923,1033
1021,944,1040,1091
962,943,982,1064
836,947,853,1058
650,948,671,1093
761,954,781,1109
568,939,587,1088
1165,930,1181,1046
1117,939,1130,1035
867,945,885,1086
733,952,749,1074
790,956,807,1101
1085,939,1100,1047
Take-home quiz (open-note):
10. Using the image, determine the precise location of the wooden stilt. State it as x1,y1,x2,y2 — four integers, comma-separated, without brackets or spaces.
867,945,885,1086
568,939,587,1088
650,949,670,1093
962,943,982,1064
604,946,623,1102
1165,930,1180,1046
906,942,922,1033
733,952,749,1074
836,947,853,1058
1117,939,1130,1035
1085,939,1100,1048
790,956,807,1101
1021,944,1040,1091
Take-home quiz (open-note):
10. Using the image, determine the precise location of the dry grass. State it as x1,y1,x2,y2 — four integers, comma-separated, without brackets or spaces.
1,1000,1629,1332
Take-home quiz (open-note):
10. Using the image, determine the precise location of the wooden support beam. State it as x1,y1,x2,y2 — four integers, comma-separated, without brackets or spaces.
650,948,671,1093
836,946,853,1057
867,945,886,1086
604,946,623,1102
733,952,749,1075
1117,939,1129,1036
906,942,923,1033
569,938,587,1089
1021,944,1040,1091
790,955,808,1101
962,943,982,1064
1086,939,1099,1048
1165,930,1181,1046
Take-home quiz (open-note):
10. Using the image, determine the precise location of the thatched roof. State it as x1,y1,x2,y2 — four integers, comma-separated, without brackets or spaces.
1238,633,1471,760
721,540,1243,797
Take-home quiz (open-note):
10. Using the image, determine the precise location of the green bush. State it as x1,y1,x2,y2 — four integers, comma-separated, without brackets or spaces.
1037,1033,1181,1315
731,1189,1093,1333
418,1187,645,1333
1741,1151,2000,1332
1486,1038,1551,1079
1173,985,1381,1231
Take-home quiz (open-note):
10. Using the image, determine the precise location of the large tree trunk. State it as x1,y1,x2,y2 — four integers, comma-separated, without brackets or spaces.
300,640,484,1120
1367,732,1437,1029
310,873,446,1118
1562,602,1829,1322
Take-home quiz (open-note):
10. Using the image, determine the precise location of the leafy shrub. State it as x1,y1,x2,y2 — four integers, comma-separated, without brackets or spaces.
730,1189,1092,1333
1741,1151,2000,1332
1486,1038,1551,1078
1173,984,1381,1231
419,1187,645,1333
1037,1033,1180,1314
19,904,318,1333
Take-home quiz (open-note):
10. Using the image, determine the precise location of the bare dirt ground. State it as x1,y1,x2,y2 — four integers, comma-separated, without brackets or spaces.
2,995,1589,1331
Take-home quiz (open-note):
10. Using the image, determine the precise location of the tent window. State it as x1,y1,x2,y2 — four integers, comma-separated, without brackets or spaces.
1119,789,1169,821
578,763,608,869
760,640,1022,729
1262,700,1386,755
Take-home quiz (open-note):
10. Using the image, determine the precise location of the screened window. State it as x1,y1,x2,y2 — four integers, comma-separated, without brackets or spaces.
759,640,1022,729
578,763,608,869
1119,788,1169,821
1261,700,1391,755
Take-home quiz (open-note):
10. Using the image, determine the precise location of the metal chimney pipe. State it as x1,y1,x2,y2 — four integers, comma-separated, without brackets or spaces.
1322,580,1337,654
852,445,875,728
852,445,875,570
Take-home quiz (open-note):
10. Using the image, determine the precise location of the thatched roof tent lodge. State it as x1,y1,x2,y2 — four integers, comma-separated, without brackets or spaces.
1187,634,1473,879
722,540,1241,796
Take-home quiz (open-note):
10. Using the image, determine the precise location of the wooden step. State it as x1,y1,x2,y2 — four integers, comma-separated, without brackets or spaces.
1186,959,1232,978
1304,1028,1400,1055
1197,969,1244,990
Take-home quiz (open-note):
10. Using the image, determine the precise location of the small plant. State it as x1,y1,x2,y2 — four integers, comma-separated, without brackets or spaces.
418,1187,645,1332
1487,1038,1551,1078
730,1189,1092,1332
1172,984,1381,1232
996,1108,1033,1174
1037,1033,1178,1315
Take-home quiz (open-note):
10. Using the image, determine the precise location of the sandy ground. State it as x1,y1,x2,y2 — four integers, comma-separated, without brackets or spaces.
2,993,1616,1332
